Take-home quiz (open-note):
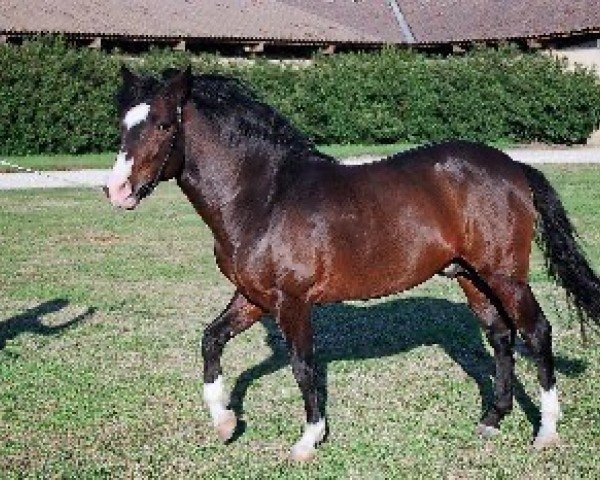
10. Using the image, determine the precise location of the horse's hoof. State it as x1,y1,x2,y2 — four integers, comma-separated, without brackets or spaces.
215,409,237,442
476,423,500,439
533,432,559,450
290,443,317,462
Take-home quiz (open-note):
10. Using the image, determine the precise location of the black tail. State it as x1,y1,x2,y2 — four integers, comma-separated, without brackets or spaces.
521,163,600,340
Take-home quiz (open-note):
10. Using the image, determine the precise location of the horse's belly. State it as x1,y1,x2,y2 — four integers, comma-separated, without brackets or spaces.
309,239,453,303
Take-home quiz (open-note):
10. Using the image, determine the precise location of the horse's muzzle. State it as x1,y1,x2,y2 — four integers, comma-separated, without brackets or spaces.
105,180,139,210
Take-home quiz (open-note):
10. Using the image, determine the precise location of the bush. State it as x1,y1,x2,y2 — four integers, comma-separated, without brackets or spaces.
274,46,600,145
0,37,119,155
0,38,599,155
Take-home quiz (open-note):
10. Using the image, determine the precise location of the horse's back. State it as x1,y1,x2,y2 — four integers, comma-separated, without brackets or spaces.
377,141,535,277
263,141,535,302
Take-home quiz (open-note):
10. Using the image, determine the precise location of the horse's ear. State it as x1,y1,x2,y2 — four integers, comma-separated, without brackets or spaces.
120,65,140,86
117,65,145,111
164,65,192,103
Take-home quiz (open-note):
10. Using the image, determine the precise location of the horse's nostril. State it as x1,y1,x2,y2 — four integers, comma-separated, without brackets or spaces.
102,185,110,198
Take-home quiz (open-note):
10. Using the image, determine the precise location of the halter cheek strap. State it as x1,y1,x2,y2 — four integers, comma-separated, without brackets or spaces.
135,104,184,200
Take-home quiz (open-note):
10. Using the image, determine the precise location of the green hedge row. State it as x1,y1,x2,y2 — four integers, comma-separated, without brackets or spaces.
1,37,599,155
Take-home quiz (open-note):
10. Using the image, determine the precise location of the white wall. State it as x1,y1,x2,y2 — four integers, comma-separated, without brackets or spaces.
549,45,600,76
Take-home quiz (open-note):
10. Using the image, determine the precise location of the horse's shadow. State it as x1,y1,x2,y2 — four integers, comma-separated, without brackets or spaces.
0,299,95,351
228,297,586,440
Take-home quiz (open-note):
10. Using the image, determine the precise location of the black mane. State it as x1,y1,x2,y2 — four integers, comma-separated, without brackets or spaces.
117,69,335,163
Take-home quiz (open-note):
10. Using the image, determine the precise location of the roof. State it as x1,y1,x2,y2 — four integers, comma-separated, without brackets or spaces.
0,1,598,46
399,0,600,44
0,0,406,44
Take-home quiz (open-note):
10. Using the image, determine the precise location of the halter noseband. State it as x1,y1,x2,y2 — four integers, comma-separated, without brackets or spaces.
134,105,183,201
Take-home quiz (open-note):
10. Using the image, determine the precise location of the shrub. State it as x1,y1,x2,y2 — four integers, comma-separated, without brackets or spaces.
0,37,119,155
0,38,599,155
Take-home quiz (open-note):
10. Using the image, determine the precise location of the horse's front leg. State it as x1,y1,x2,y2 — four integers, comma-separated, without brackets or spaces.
275,294,325,462
202,291,264,441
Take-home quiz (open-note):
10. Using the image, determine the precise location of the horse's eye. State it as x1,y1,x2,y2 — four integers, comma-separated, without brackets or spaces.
157,123,170,131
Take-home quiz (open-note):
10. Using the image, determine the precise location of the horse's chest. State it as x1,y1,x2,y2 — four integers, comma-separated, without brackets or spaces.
213,239,274,304
213,241,237,282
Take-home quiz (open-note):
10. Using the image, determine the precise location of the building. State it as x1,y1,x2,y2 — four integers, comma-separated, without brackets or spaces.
1,1,599,68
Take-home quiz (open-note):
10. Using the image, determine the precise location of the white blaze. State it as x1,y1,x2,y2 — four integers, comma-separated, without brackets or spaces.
123,103,150,130
105,100,149,209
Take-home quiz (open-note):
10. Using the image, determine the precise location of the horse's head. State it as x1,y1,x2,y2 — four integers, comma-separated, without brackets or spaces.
105,66,192,209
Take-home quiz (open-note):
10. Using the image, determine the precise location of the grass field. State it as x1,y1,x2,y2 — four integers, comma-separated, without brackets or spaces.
0,153,114,173
0,143,526,173
0,146,414,173
0,165,599,478
0,143,510,172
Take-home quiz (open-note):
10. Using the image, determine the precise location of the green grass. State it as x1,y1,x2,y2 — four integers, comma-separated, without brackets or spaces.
318,143,417,159
0,153,114,172
0,142,521,172
0,147,409,172
0,165,599,478
320,141,519,159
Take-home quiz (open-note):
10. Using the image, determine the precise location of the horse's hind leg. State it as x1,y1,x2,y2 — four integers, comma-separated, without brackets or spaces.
461,273,560,447
202,291,264,441
520,308,559,448
481,274,560,448
458,278,515,437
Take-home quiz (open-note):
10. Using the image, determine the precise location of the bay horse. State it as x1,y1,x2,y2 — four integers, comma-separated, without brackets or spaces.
105,66,600,461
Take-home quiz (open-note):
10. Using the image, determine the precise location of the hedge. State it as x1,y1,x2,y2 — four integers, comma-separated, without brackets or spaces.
1,37,599,155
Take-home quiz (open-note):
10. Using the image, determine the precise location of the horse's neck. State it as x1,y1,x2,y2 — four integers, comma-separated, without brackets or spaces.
177,111,282,249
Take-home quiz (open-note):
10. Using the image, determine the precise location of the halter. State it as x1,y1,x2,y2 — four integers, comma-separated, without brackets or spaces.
135,105,183,200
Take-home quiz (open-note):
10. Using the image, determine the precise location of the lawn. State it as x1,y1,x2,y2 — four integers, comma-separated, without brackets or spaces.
0,165,598,478
0,143,524,173
0,153,114,173
0,143,497,172
0,146,412,173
